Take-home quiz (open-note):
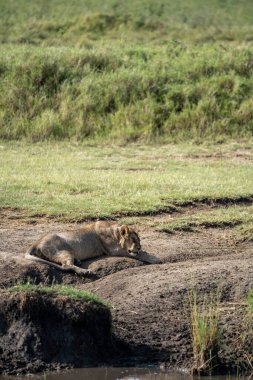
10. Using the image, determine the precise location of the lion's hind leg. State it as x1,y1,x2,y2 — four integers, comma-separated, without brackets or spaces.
52,250,93,276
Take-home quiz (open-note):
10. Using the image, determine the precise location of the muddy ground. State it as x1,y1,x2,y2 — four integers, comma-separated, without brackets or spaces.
0,291,114,375
0,208,253,374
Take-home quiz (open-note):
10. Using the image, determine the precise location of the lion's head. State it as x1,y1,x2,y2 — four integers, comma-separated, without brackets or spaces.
119,225,141,257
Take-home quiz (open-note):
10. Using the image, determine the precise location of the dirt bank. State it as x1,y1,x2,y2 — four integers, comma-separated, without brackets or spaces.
0,291,114,375
0,209,253,374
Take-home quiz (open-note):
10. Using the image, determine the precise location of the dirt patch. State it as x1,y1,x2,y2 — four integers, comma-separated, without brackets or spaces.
0,211,253,374
167,150,253,162
137,148,253,163
82,253,253,371
0,291,114,375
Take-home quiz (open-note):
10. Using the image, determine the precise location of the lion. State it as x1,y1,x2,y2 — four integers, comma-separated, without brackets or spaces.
25,221,161,275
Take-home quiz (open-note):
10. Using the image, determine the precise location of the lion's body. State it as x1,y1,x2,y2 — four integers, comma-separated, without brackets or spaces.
25,221,158,275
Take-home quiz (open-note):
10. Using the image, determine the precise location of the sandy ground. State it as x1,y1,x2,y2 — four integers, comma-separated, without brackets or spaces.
0,208,253,372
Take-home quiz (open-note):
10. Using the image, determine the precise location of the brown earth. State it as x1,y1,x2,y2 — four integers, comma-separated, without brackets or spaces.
0,209,253,374
0,291,114,375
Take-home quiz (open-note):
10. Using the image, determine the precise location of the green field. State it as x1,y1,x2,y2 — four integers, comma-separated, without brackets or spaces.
1,142,253,240
1,0,253,45
0,142,252,218
1,0,253,142
1,0,253,236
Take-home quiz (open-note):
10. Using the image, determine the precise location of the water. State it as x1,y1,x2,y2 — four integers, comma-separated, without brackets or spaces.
1,368,246,380
42,368,189,380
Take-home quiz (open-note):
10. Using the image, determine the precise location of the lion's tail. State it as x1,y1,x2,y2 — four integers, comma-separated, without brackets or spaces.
25,244,45,263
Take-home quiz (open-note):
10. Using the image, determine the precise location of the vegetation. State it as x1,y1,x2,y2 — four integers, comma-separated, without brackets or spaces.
122,205,253,244
1,43,253,142
0,142,253,219
247,291,253,312
0,1,253,233
1,2,253,372
189,289,221,374
234,291,253,372
8,283,109,307
1,1,253,142
1,0,253,45
236,223,253,242
156,205,253,234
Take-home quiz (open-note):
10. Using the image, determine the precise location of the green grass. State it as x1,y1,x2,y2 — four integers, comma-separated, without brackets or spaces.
236,223,253,242
8,283,109,307
1,142,253,219
1,0,253,45
237,290,253,371
156,205,253,234
1,43,253,142
247,291,253,313
189,289,221,374
1,1,253,142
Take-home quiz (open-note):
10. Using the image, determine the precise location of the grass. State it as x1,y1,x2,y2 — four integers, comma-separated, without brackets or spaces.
121,202,253,242
156,205,253,234
189,289,221,374
1,2,253,234
234,291,253,372
1,142,253,219
1,43,253,142
247,291,253,313
1,0,253,45
1,1,253,142
8,283,109,307
235,223,253,242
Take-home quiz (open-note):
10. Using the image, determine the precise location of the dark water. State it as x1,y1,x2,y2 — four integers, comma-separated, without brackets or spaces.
42,368,189,380
1,368,246,380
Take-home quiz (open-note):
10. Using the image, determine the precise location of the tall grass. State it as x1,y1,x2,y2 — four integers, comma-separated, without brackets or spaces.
233,291,253,372
1,43,253,142
1,1,253,142
189,289,221,374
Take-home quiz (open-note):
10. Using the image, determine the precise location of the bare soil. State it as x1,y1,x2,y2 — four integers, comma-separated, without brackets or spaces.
0,209,253,374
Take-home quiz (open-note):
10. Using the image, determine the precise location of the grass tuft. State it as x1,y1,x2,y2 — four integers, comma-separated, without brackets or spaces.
189,289,221,375
247,290,253,313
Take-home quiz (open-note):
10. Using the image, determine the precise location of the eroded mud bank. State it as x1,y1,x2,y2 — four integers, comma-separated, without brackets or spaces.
0,212,253,374
0,291,114,375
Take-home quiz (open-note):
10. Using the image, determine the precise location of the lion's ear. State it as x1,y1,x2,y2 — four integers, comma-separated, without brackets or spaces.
120,225,129,237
